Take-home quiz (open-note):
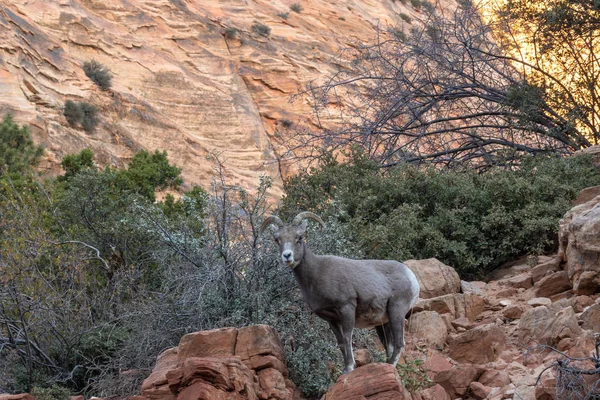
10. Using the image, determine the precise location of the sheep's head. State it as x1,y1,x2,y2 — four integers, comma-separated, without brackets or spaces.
260,212,325,268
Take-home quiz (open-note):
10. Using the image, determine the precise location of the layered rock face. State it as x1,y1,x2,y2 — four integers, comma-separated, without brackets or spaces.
0,0,423,193
139,325,296,400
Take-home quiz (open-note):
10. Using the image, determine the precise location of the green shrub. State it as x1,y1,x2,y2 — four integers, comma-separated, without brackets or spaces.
31,385,71,400
280,118,293,128
421,0,435,12
392,29,407,41
63,101,99,132
224,27,238,39
399,13,412,23
277,11,290,19
411,0,422,8
251,22,271,37
79,102,99,133
83,60,112,90
281,151,600,278
290,2,303,12
64,100,83,126
0,114,43,175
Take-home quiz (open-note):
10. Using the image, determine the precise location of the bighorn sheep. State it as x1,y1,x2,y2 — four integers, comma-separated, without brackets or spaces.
260,212,420,374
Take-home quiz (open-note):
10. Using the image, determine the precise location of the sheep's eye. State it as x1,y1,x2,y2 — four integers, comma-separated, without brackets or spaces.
274,237,280,244
297,236,303,243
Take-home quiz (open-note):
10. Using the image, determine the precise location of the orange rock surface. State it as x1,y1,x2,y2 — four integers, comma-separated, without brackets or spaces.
0,0,426,194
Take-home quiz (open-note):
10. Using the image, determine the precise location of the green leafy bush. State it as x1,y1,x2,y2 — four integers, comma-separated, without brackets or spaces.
0,114,43,175
277,12,290,19
281,151,600,278
83,60,112,90
290,2,303,12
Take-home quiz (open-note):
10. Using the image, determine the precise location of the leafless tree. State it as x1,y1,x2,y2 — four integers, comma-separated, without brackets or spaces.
292,0,596,169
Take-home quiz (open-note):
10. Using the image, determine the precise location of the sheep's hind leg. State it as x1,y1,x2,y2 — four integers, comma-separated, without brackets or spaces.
387,302,410,367
375,323,394,359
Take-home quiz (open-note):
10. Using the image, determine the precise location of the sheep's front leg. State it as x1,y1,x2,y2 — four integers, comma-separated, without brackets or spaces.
328,321,347,361
339,305,356,374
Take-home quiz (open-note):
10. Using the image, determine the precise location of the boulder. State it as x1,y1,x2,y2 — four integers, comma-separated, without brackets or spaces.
408,311,448,349
141,325,294,400
178,327,238,361
435,364,485,398
559,195,600,294
518,306,582,347
447,324,506,364
533,271,572,298
478,369,511,388
580,303,600,332
322,363,411,400
404,258,461,299
574,185,600,206
531,258,561,283
528,297,552,307
417,384,451,400
469,381,492,399
461,280,484,295
141,347,180,400
499,272,533,289
502,304,525,319
413,293,485,321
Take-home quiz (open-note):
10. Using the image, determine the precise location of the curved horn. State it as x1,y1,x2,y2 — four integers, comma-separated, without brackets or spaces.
260,215,284,234
292,212,326,229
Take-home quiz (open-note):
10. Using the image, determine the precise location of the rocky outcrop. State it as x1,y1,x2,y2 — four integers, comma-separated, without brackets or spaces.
559,194,600,294
0,0,427,194
404,258,461,299
321,363,411,400
139,325,295,400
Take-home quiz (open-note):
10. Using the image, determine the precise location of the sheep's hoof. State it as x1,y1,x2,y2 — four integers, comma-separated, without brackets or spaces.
341,366,355,374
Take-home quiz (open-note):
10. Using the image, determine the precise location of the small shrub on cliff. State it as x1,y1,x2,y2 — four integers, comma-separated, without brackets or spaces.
63,101,99,133
83,60,112,90
290,3,303,13
277,11,290,20
251,22,271,37
224,27,239,39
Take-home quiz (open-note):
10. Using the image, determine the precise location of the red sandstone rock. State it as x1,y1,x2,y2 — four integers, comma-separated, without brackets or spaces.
322,363,410,400
534,271,572,298
518,306,582,347
469,381,492,399
423,350,453,379
559,195,600,294
448,324,506,364
404,258,461,299
435,364,485,398
580,303,600,331
500,272,533,290
478,369,511,388
353,349,373,367
413,293,485,321
177,327,238,361
418,384,451,400
409,311,448,349
531,258,561,283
